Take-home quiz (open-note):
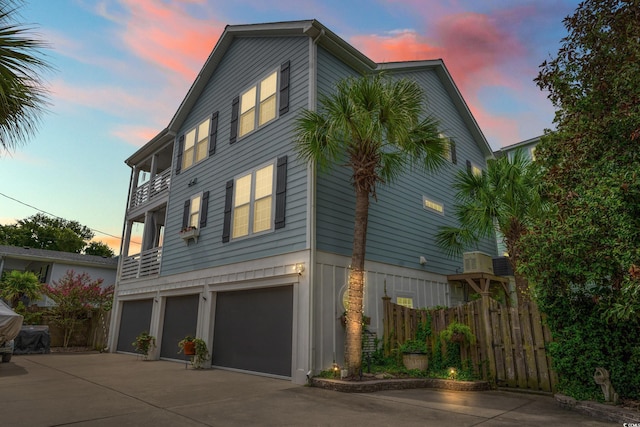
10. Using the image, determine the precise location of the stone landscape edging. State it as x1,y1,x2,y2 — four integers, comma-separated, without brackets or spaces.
311,377,490,393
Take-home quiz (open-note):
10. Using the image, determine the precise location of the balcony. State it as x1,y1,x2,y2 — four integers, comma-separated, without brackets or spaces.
120,247,162,281
129,168,171,211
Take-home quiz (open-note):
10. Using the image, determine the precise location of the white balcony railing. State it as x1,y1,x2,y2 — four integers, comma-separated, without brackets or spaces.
120,247,162,281
129,169,171,210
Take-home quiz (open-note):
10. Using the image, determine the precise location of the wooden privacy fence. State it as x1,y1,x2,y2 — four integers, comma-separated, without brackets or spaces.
382,296,558,392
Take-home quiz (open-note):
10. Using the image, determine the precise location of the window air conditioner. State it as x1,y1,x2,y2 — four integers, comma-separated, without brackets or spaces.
463,251,494,274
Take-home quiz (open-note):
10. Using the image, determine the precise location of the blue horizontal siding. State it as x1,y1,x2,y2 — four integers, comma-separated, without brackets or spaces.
315,64,496,275
160,36,309,276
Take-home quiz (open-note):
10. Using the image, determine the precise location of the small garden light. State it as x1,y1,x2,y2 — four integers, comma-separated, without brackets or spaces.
332,361,340,378
449,367,457,380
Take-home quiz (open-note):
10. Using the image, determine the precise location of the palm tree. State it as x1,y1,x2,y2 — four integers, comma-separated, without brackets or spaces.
0,269,42,307
0,0,50,152
436,149,548,304
295,74,446,376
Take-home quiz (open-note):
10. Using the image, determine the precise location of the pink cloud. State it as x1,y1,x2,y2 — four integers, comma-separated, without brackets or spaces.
111,125,160,147
110,0,225,81
351,11,537,148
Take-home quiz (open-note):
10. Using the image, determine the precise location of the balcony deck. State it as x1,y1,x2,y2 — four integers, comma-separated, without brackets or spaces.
129,169,171,211
120,247,162,281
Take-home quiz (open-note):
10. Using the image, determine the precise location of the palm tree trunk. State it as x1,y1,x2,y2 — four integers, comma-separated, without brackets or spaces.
345,187,370,376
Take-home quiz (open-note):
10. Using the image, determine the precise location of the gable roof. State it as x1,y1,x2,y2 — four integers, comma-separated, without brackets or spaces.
378,60,493,158
131,19,492,161
0,245,118,269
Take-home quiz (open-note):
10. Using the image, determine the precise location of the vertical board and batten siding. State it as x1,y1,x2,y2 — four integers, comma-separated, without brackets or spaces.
313,252,451,370
315,64,496,277
160,36,309,276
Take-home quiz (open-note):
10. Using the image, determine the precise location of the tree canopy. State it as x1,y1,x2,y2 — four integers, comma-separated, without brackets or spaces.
0,269,41,307
519,0,640,400
522,0,640,320
0,213,115,257
437,149,548,303
0,0,51,152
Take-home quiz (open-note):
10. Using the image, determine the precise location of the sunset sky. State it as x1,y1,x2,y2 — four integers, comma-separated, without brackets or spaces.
0,0,580,254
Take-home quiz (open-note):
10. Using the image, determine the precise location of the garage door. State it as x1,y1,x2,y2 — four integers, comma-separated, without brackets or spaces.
160,294,199,359
116,299,153,352
213,285,293,377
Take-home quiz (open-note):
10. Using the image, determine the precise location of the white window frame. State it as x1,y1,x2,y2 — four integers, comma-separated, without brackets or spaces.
188,193,202,228
182,117,210,171
231,161,276,239
423,196,444,215
238,69,279,138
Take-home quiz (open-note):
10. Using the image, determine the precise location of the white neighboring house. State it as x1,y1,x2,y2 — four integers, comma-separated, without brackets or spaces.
0,245,118,306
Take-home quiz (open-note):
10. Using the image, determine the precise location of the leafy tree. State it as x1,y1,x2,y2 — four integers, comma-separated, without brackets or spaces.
524,0,640,319
295,74,445,376
0,0,51,152
44,270,114,348
519,0,640,399
1,213,94,253
436,150,548,304
0,269,41,307
84,241,115,258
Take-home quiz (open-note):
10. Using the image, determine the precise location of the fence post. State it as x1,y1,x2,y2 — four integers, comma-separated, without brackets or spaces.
382,295,392,357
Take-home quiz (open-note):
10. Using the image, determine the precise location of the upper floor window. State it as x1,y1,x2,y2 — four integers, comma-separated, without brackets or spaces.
440,134,457,164
466,160,482,177
187,194,202,228
232,163,275,238
239,71,278,138
183,118,210,171
230,61,290,145
181,191,209,232
222,156,288,243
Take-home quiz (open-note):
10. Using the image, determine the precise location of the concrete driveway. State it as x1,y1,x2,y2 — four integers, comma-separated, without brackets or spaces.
0,352,616,426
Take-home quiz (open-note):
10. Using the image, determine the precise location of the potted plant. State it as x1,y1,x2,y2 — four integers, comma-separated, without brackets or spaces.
178,336,210,369
132,331,156,359
440,322,475,345
178,335,196,355
399,320,430,371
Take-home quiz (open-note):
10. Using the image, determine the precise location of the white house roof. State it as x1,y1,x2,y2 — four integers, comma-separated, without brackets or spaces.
0,245,118,269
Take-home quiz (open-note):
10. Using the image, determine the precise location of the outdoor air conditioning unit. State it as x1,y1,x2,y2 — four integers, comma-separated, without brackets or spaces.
463,251,494,274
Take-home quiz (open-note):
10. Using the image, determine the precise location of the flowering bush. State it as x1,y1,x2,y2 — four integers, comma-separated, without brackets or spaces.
44,270,114,348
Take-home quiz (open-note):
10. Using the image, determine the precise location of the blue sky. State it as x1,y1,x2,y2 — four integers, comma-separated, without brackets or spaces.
0,0,581,253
